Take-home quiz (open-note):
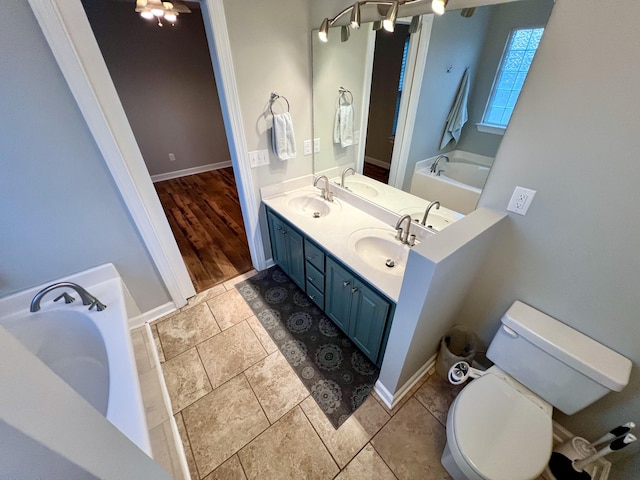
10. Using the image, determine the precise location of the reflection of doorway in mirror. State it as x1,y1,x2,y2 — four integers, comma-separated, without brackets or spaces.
364,24,410,185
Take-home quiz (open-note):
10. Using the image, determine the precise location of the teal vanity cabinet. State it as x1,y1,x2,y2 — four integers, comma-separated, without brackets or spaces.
265,206,394,366
266,209,305,290
325,258,394,364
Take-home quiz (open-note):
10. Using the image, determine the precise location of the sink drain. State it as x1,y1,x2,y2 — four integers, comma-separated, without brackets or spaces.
313,211,321,218
385,259,395,268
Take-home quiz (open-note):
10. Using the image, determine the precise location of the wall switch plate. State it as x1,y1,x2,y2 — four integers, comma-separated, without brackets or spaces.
313,138,320,153
168,153,176,162
303,139,312,156
507,186,536,215
249,149,269,168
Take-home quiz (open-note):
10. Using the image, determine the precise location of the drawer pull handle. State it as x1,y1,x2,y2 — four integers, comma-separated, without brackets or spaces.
343,281,350,287
351,287,358,293
309,295,316,300
307,276,313,282
307,255,314,260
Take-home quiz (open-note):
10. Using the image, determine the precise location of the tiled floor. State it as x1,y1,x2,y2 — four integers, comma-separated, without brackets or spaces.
151,270,460,480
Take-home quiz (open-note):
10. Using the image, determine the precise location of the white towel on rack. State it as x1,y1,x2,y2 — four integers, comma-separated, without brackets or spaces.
440,68,470,150
272,112,296,160
333,105,354,148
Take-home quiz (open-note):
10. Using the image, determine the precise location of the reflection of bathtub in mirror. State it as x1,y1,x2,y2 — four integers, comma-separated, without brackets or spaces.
409,150,493,214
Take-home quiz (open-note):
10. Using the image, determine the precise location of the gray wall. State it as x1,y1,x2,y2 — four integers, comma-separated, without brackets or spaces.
456,0,640,476
0,2,169,312
82,0,231,177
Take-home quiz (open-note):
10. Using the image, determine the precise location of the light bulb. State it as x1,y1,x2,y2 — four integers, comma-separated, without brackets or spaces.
350,3,361,30
164,11,177,22
431,0,448,16
151,8,164,17
383,1,398,32
319,18,329,43
140,10,154,20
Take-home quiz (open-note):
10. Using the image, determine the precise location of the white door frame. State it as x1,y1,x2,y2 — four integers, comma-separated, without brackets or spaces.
28,0,265,308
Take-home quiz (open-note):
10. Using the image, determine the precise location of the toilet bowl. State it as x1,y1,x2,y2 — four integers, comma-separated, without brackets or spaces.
441,367,553,480
439,301,632,480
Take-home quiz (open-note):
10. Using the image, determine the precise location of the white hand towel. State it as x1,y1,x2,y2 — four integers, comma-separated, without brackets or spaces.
272,112,297,161
440,68,470,150
333,105,354,148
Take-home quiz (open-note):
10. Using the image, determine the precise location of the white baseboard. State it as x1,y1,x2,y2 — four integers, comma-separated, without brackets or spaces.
374,353,437,409
128,302,177,329
364,156,391,170
150,161,233,183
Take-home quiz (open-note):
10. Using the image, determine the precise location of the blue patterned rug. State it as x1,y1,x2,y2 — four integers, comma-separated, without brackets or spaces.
236,266,380,428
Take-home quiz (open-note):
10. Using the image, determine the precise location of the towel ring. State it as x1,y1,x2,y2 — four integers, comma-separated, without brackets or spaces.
269,92,290,115
338,87,353,106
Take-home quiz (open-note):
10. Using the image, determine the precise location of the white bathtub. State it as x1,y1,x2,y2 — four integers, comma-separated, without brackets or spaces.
409,151,493,215
0,264,150,455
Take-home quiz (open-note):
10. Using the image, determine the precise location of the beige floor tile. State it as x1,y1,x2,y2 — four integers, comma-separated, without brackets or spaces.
175,412,200,480
207,289,254,330
414,372,461,425
162,347,212,414
300,395,390,468
244,351,309,423
203,455,247,480
156,303,221,360
183,374,269,478
198,321,267,390
183,283,226,310
151,323,166,363
372,372,429,417
223,269,257,290
371,398,452,480
238,407,339,480
246,315,278,354
335,443,397,480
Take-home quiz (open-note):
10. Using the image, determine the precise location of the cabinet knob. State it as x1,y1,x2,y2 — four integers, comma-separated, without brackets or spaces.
351,287,358,294
276,226,282,230
281,230,287,235
307,255,314,261
343,281,350,287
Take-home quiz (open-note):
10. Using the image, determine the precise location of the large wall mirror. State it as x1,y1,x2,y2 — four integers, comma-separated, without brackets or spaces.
312,0,554,217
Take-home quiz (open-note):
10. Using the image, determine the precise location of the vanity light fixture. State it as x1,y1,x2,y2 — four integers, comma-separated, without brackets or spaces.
383,1,399,32
350,2,361,29
431,0,449,16
319,18,330,42
135,0,190,27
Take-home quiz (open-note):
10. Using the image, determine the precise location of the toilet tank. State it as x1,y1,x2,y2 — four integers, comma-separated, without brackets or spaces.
487,301,631,415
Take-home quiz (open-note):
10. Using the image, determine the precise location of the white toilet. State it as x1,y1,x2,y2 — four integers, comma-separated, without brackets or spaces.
441,301,632,480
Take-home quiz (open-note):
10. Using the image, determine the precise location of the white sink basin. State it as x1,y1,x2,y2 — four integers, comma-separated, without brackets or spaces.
397,206,461,231
347,228,412,276
344,180,380,199
286,193,340,218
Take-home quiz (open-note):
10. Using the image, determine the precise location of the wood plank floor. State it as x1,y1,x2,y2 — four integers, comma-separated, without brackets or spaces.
154,168,253,293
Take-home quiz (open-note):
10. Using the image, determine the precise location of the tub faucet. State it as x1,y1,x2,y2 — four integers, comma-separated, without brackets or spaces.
430,154,449,173
30,282,107,312
395,214,413,245
341,167,356,188
421,200,441,226
313,175,333,201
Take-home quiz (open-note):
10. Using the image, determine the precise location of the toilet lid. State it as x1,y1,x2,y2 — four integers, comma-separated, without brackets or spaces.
451,374,553,480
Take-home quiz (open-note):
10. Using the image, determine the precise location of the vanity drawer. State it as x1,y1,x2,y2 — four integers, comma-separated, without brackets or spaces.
306,281,325,310
305,240,325,272
305,262,324,293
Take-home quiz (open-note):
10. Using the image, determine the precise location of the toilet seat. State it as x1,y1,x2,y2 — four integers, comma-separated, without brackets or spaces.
447,373,553,480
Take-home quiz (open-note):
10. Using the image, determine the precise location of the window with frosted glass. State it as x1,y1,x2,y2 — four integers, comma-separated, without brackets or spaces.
483,27,544,128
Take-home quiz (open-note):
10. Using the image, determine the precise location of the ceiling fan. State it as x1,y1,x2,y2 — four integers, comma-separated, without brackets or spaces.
135,0,191,25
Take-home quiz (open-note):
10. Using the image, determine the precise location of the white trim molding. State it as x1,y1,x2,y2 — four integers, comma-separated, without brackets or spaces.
374,353,436,409
150,161,233,183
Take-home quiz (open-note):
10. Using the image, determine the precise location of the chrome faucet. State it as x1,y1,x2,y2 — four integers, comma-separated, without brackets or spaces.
341,167,356,188
30,282,107,312
430,154,449,173
421,200,441,226
395,214,413,245
313,175,333,201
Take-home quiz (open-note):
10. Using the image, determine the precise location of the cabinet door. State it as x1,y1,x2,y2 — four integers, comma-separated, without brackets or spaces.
267,211,288,270
324,258,353,334
285,226,305,290
349,280,390,363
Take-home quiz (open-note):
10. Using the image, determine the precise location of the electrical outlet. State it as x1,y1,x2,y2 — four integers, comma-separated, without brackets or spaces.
168,153,176,162
303,139,312,156
507,186,536,215
249,149,270,168
313,138,320,153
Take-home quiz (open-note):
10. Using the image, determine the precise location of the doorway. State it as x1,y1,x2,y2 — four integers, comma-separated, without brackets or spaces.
82,0,252,292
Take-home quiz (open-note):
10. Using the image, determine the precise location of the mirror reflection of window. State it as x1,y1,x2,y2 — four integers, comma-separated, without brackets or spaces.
481,27,545,130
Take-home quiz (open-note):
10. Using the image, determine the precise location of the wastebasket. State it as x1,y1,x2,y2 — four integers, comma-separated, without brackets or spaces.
435,326,479,380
